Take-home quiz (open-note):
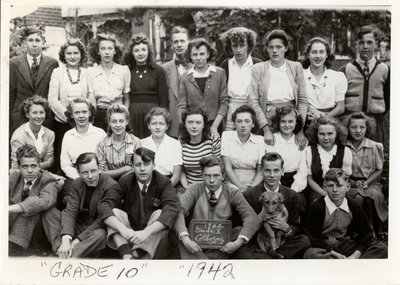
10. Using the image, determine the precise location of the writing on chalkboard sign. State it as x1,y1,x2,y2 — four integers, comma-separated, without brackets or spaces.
189,219,232,249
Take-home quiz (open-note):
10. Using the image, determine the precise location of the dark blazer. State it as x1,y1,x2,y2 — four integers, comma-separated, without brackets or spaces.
9,54,59,131
304,196,374,253
243,184,301,235
9,170,61,249
60,173,121,241
220,56,263,82
117,170,179,230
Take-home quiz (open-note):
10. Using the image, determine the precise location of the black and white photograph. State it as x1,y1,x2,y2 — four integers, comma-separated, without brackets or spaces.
1,1,398,284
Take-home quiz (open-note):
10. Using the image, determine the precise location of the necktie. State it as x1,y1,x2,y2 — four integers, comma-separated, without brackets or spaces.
21,181,32,201
175,58,188,69
363,61,369,76
141,184,147,197
31,57,39,85
208,191,218,208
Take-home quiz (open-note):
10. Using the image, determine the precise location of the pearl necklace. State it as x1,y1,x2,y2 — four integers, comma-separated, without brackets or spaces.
66,67,81,85
135,66,147,78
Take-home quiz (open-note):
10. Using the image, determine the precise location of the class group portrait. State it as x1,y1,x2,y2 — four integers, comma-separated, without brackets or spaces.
6,5,390,261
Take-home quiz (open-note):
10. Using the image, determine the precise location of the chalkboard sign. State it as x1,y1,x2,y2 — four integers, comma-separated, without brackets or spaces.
189,219,232,249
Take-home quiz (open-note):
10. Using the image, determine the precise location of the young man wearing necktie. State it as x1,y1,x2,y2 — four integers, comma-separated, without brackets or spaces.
9,27,59,133
174,155,260,259
341,25,390,143
9,144,62,256
103,147,180,259
162,26,190,138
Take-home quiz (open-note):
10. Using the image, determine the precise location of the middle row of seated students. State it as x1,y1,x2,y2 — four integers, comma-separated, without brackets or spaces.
10,93,388,238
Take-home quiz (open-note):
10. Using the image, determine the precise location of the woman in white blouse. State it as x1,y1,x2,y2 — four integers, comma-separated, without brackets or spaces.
141,107,182,187
301,37,347,121
221,105,264,192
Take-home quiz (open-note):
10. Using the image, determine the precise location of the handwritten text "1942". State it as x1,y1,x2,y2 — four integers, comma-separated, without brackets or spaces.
180,262,235,280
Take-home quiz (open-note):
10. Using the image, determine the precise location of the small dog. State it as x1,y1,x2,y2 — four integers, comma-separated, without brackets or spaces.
257,191,289,258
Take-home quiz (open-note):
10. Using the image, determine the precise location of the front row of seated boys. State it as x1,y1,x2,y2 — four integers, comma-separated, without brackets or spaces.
9,144,387,259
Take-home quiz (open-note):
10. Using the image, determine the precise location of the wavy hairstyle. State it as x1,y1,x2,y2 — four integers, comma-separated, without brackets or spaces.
65,97,96,126
123,34,156,69
344,111,374,140
187,38,217,63
301,37,335,69
145,107,172,127
58,38,87,65
270,105,303,134
16,144,40,165
220,27,257,58
20,95,50,122
179,107,210,144
305,116,347,145
106,104,132,136
88,33,123,64
262,29,289,59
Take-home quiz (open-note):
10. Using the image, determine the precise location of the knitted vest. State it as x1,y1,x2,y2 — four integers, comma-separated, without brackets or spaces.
311,144,345,187
343,60,389,114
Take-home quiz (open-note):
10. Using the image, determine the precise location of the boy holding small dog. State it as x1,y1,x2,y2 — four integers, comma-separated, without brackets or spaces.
237,152,311,259
303,168,387,259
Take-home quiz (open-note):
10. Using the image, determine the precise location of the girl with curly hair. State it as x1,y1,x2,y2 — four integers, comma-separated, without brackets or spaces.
10,95,55,170
178,38,228,139
298,116,352,208
123,34,168,138
88,33,131,132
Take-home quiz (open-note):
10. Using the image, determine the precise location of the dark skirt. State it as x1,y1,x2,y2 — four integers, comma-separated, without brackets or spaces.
93,108,108,132
129,102,158,139
54,120,73,173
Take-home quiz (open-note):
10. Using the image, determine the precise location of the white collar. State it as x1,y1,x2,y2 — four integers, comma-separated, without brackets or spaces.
264,183,280,193
276,132,296,144
138,180,151,192
231,55,253,67
269,60,287,71
71,123,96,136
188,64,216,77
24,122,45,139
24,177,37,187
356,56,377,66
27,53,41,64
317,144,337,155
305,67,329,81
324,195,350,215
233,132,257,145
206,185,222,199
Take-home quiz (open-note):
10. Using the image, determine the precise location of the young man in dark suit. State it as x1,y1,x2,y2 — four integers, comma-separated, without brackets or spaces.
162,26,190,138
237,152,311,259
9,145,63,256
42,152,121,258
9,27,59,132
104,147,180,259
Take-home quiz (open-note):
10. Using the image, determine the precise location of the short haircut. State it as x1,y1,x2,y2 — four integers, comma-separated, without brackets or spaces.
179,107,210,144
199,155,225,173
187,38,217,63
16,144,40,165
323,168,349,185
75,152,99,172
261,152,284,169
263,29,289,48
171,26,189,37
270,105,303,134
23,27,45,42
345,111,373,140
231,104,256,125
301,37,335,69
305,116,348,145
88,33,123,64
106,104,131,136
123,33,156,69
356,25,381,42
58,38,87,65
220,27,257,57
145,107,171,127
20,95,50,122
133,147,155,164
65,97,96,126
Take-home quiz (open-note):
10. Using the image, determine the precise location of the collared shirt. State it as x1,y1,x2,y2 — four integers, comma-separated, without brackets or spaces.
345,138,383,180
88,63,130,108
61,124,106,179
27,54,41,68
267,61,294,102
227,56,254,98
304,144,353,177
23,178,37,193
205,185,223,199
221,131,265,169
356,56,377,73
23,122,45,155
264,184,280,193
188,64,216,78
137,181,151,194
97,132,141,171
324,195,350,215
303,67,347,111
141,135,182,176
